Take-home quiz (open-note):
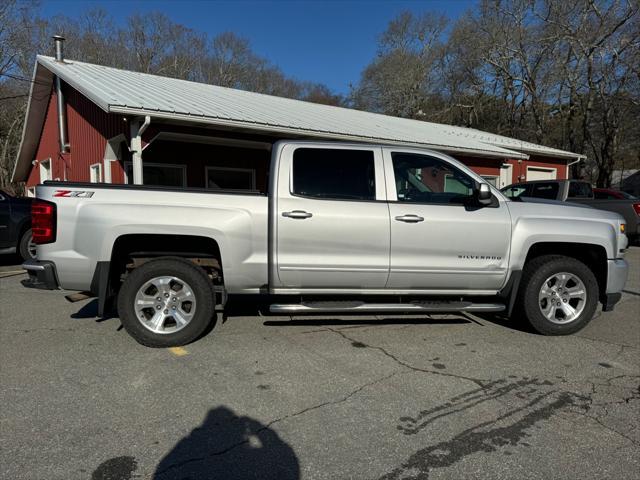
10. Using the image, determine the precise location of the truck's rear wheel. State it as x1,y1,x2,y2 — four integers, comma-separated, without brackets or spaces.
19,228,36,260
117,257,215,347
519,255,598,335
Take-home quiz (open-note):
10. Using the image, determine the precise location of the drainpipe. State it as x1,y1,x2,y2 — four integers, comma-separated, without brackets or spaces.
53,35,70,154
566,155,586,179
130,116,151,185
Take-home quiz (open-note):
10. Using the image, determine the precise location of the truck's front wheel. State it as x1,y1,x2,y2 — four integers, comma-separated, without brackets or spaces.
519,255,598,335
117,257,215,347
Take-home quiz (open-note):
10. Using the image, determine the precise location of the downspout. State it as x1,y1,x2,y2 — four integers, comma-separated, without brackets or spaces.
567,155,586,179
130,115,151,185
53,35,70,154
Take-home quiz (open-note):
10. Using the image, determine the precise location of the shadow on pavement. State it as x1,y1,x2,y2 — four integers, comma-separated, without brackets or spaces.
70,298,117,322
470,311,538,334
153,406,299,480
263,316,472,327
0,253,22,268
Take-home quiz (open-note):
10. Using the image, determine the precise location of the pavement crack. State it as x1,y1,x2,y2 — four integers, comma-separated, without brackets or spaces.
326,327,487,388
154,371,399,476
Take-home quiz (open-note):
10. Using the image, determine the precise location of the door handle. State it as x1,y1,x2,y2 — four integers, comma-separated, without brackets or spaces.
282,210,313,219
395,214,424,223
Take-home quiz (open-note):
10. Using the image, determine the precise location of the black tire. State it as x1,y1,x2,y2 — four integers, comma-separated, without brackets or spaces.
18,228,35,260
518,254,599,335
117,257,216,347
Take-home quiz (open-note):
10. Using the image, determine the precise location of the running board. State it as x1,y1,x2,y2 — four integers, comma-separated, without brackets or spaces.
269,300,505,314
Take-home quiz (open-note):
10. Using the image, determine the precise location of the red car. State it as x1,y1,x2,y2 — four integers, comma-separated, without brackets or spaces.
593,188,638,200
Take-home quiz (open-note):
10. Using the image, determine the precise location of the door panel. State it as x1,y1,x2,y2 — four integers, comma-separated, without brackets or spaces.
384,150,511,291
275,145,390,289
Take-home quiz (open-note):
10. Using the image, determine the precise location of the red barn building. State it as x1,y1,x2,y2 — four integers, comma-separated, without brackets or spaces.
13,46,584,193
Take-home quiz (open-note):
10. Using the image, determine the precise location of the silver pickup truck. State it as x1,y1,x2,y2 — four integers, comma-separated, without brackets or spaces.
23,141,629,347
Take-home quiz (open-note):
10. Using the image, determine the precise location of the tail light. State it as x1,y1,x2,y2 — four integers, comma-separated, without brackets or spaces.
32,199,56,244
633,203,640,216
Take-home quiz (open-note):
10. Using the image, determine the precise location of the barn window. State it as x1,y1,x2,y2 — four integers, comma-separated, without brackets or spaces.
206,166,256,191
124,162,187,188
89,163,102,183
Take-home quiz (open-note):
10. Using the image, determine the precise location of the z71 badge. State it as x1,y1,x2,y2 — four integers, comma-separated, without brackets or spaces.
53,190,95,198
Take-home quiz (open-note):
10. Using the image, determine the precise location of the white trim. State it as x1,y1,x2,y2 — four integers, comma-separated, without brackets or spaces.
205,166,256,190
39,157,52,183
89,163,102,183
124,161,187,187
499,163,513,188
27,187,35,197
103,134,126,184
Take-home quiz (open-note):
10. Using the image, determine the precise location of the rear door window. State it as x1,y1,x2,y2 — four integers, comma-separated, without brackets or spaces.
292,148,376,201
530,183,559,199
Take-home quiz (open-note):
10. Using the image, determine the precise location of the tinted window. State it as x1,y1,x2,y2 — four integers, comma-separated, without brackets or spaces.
292,148,376,201
568,181,593,198
594,191,615,199
392,153,475,204
530,182,559,199
502,185,529,198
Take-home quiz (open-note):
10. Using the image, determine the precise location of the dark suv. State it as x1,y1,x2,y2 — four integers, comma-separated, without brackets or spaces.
0,190,34,260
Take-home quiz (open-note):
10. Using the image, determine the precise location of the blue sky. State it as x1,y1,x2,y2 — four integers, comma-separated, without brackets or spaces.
40,0,476,94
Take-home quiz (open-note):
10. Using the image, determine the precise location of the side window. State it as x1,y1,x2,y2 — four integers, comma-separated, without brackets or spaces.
530,182,559,199
502,185,528,198
292,148,376,201
568,182,593,198
392,153,475,204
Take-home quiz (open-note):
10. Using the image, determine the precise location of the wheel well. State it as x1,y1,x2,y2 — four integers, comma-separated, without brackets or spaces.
109,234,223,290
524,242,607,298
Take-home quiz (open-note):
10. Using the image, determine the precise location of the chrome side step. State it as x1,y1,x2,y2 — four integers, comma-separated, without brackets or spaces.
270,301,505,314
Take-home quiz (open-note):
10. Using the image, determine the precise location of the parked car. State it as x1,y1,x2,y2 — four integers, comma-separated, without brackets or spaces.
22,142,628,347
501,179,640,243
593,188,637,200
0,190,34,260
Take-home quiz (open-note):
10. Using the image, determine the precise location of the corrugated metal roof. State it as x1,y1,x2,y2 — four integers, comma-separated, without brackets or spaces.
36,55,582,161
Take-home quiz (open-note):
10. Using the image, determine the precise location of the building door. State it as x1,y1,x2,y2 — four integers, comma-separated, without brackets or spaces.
275,145,390,289
499,164,513,188
526,166,556,181
384,150,511,291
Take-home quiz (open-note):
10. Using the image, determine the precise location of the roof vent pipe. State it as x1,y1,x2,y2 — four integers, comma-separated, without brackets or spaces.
52,35,69,153
53,35,65,62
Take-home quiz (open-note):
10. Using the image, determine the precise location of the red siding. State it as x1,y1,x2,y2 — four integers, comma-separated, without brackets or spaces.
27,83,127,188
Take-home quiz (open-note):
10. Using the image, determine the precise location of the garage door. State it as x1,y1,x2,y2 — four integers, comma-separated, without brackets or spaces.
526,166,556,181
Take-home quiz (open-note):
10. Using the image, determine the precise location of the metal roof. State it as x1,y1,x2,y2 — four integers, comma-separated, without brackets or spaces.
13,56,583,182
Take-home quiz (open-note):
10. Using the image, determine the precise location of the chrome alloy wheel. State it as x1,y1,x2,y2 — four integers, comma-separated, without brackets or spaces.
27,235,37,259
538,272,587,324
134,276,197,334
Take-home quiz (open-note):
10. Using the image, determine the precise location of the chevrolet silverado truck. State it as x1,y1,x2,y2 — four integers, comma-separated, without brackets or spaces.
22,141,629,347
501,179,640,243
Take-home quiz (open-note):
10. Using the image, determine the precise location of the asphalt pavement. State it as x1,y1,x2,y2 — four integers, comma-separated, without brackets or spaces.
1,249,638,479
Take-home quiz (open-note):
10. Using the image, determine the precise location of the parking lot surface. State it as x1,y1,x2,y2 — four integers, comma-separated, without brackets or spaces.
1,249,639,479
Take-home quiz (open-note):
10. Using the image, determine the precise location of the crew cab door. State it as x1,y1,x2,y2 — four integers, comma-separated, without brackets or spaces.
274,144,390,289
384,149,511,291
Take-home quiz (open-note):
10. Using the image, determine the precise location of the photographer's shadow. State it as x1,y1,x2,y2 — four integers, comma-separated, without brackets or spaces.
154,406,299,480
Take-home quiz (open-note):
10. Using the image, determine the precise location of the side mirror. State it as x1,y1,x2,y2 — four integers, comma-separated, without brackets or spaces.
477,183,492,205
